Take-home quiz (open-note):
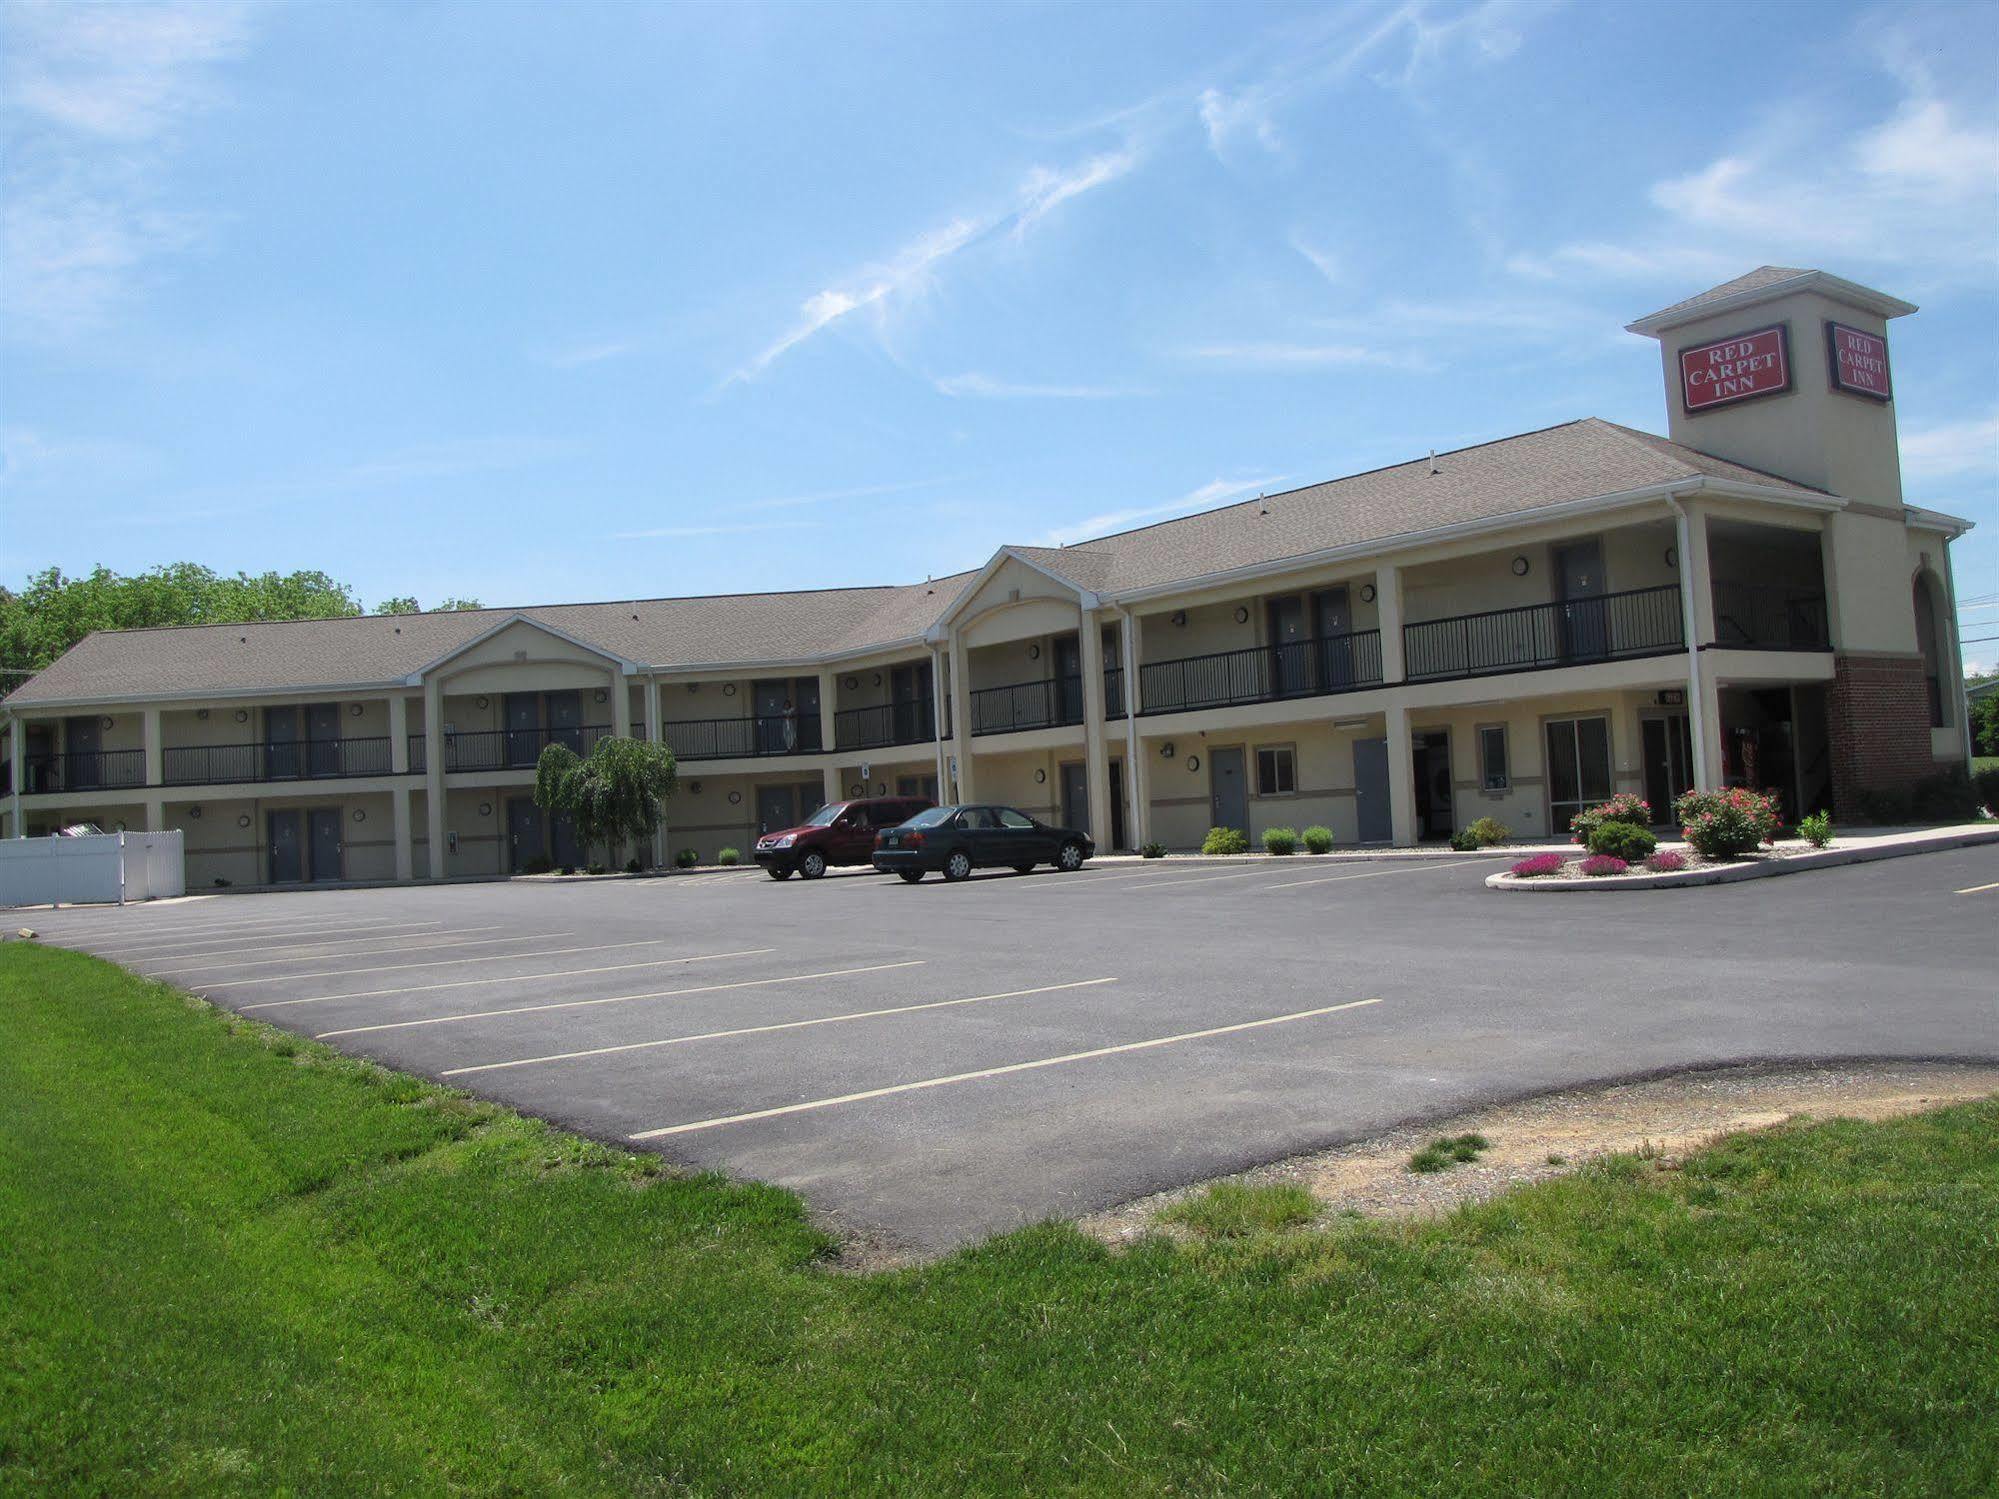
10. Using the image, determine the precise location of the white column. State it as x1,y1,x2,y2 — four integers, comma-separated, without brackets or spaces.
1675,499,1723,789
948,632,975,802
611,670,632,738
1079,614,1114,847
645,676,667,868
144,798,165,832
7,717,21,838
1119,609,1146,848
931,646,949,798
818,668,842,807
392,785,413,882
388,694,410,774
142,708,162,790
423,675,446,880
1375,565,1405,682
1385,702,1417,846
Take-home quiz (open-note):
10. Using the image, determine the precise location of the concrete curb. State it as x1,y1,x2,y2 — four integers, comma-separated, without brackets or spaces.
1486,824,1999,892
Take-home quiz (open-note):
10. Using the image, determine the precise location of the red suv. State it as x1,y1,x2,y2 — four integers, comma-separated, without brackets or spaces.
754,796,933,880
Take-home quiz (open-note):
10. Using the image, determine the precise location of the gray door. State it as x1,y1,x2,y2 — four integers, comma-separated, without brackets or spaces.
547,690,584,752
64,715,102,789
307,702,341,778
1555,539,1608,660
505,693,541,767
506,797,543,871
1059,761,1088,832
1054,637,1083,724
1314,588,1353,687
1209,747,1247,836
753,680,795,754
1266,596,1310,696
1354,737,1391,843
309,807,344,882
756,783,797,835
265,705,300,781
268,810,303,883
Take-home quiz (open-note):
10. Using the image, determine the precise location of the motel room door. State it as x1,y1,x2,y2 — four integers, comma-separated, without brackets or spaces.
1209,747,1247,836
1353,737,1391,844
308,807,344,882
268,810,304,884
1555,539,1608,661
506,798,543,873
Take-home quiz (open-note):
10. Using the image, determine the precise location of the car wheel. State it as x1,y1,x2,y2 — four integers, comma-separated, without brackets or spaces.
800,850,827,880
766,866,792,881
1057,840,1085,871
944,850,973,882
1012,863,1035,874
898,869,925,883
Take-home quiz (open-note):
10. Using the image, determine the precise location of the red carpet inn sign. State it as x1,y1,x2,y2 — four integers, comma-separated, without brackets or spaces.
1680,320,1892,413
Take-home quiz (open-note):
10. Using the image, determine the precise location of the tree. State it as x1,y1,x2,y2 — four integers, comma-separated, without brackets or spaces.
1972,691,1999,758
532,736,678,869
1,564,364,686
375,596,483,615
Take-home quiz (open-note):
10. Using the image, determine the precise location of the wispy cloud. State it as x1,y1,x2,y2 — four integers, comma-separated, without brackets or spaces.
1291,233,1342,285
934,372,1142,400
1181,341,1430,372
543,339,636,369
3,0,254,343
612,520,820,540
1041,474,1287,546
729,148,1140,384
1901,413,1999,481
741,476,953,512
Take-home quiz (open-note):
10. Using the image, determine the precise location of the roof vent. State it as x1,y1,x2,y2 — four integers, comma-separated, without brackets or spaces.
1258,492,1269,516
238,635,247,643
1428,449,1439,475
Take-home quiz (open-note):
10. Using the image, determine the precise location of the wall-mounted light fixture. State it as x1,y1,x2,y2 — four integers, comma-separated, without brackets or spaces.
844,676,859,690
1664,546,1678,569
1171,611,1187,627
688,780,703,794
197,708,210,720
872,673,883,686
100,716,114,730
727,790,741,804
1511,555,1530,577
1360,584,1376,604
1034,768,1047,784
1027,643,1041,660
849,784,864,797
476,696,490,710
235,709,249,724
237,813,251,828
189,805,202,819
352,809,366,824
593,688,608,703
1186,755,1201,773
477,802,492,817
686,682,699,693
1160,742,1176,759
1234,606,1249,624
723,683,737,696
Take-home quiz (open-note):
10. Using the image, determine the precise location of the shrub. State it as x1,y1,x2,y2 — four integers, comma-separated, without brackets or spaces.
1410,1133,1490,1173
558,865,575,877
1975,764,1999,816
1798,810,1833,849
1140,841,1167,859
1971,692,1999,756
521,855,553,875
1449,829,1479,851
1675,787,1781,860
1912,767,1982,822
1509,852,1565,878
1201,826,1250,856
716,847,741,866
1463,815,1510,848
1569,792,1651,845
1262,826,1299,856
674,848,699,869
1580,854,1629,877
1854,785,1913,824
625,857,643,873
1587,822,1657,861
1301,825,1334,855
1644,850,1687,873
587,863,607,876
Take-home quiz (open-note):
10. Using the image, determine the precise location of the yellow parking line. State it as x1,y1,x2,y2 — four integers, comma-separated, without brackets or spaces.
1955,880,1999,895
442,977,1117,1077
631,996,1382,1139
238,947,776,1011
150,927,517,976
315,959,926,1039
197,936,677,991
1262,857,1490,890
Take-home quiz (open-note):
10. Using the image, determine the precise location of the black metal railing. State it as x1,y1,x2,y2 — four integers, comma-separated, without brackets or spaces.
970,674,1083,736
1105,666,1125,719
1138,630,1383,716
835,698,938,752
655,714,823,762
1404,586,1682,682
408,723,615,773
1710,582,1829,652
162,737,394,785
18,748,147,794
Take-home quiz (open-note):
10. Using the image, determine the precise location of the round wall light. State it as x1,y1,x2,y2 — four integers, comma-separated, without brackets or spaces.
727,790,742,805
235,709,249,724
352,809,366,824
872,673,883,687
1186,755,1201,773
197,708,210,720
1028,643,1041,660
100,716,114,730
477,801,492,817
843,676,859,690
476,696,490,710
1360,584,1376,604
237,813,251,829
1160,742,1176,759
1034,768,1047,784
1511,555,1530,577
723,683,737,696
1171,610,1188,627
849,784,864,797
1664,546,1678,568
1234,606,1249,624
593,688,608,704
349,703,364,718
189,805,202,819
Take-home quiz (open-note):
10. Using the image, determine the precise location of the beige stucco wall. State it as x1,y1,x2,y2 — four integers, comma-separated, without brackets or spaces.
170,790,398,889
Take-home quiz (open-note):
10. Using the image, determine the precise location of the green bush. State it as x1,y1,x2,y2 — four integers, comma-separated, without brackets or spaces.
1854,786,1913,824
624,857,643,874
1463,815,1510,847
1912,767,1982,822
1586,822,1657,861
1201,826,1250,855
1448,829,1480,852
1971,692,1999,755
1974,764,1999,815
1675,787,1780,860
716,847,741,866
1799,810,1833,848
587,863,607,876
674,848,699,869
1262,827,1299,856
1140,841,1167,859
1568,792,1652,845
521,855,553,875
1301,825,1334,855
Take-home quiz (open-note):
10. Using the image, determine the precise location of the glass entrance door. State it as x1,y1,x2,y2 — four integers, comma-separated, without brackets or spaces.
1546,715,1613,832
1641,715,1693,823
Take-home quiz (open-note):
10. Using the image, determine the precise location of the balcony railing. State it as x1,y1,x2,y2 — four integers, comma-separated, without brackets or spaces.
1404,586,1683,682
1710,582,1829,652
654,715,823,762
18,749,147,795
1138,630,1383,716
161,737,394,786
835,698,939,752
970,674,1086,736
410,723,614,773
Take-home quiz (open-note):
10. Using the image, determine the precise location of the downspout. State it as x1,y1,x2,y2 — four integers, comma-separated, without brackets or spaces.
930,644,948,800
1665,493,1710,790
1117,604,1142,850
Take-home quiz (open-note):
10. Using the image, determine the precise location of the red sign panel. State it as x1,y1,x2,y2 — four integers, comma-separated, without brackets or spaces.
1678,324,1791,413
1826,321,1891,401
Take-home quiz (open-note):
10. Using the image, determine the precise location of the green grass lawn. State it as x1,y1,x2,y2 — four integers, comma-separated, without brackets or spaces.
4,943,1995,1495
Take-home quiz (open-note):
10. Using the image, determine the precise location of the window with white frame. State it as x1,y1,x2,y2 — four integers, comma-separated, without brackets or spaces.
1478,725,1509,791
1255,745,1296,795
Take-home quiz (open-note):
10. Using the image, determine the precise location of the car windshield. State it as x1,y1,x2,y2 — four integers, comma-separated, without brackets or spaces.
903,807,955,828
802,803,846,827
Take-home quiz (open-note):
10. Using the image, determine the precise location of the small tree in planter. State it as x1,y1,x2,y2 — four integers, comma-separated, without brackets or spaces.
1674,786,1781,860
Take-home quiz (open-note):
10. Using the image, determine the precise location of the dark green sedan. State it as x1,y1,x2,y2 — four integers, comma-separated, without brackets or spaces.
871,804,1094,883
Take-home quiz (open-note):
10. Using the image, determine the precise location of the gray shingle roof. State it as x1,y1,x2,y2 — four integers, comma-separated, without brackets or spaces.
6,418,1825,705
1629,266,1812,330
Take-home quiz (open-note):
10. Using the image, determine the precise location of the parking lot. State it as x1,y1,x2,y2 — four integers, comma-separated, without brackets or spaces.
28,844,1999,1252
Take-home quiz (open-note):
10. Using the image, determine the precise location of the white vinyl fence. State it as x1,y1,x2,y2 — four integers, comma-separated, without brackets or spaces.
0,831,186,908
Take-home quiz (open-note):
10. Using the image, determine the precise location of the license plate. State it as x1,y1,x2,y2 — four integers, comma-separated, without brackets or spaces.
885,834,900,847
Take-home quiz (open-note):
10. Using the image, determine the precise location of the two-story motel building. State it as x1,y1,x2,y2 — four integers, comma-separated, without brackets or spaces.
1,269,1976,888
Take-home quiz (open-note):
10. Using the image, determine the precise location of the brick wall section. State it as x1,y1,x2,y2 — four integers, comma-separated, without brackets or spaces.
1826,653,1935,817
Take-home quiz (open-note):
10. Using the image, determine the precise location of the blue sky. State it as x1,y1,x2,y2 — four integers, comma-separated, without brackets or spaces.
4,0,1996,664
